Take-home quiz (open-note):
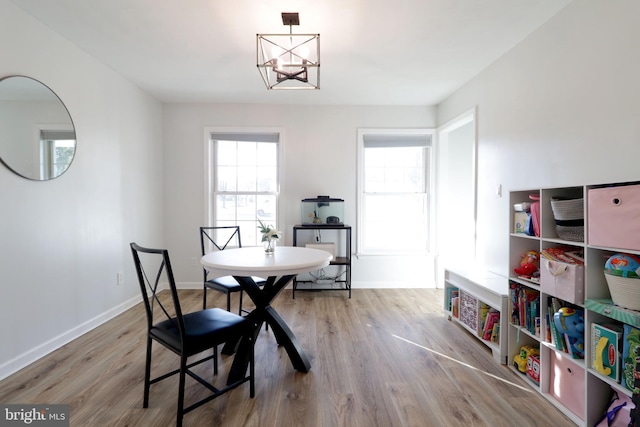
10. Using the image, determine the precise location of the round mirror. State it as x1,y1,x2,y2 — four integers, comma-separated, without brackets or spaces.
0,76,76,180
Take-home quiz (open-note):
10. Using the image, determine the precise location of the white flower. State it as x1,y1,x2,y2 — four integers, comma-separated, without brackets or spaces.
266,228,281,240
258,219,281,241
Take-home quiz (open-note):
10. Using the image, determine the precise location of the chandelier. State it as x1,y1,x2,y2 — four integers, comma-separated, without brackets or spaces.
257,13,320,90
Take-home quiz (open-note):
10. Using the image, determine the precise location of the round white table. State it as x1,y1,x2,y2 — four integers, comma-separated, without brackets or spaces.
201,246,332,383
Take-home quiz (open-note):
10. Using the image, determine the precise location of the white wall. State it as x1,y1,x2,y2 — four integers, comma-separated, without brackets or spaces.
0,1,163,379
437,0,640,277
162,103,437,288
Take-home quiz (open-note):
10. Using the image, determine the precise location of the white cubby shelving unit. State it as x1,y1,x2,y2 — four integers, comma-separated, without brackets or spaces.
508,182,640,426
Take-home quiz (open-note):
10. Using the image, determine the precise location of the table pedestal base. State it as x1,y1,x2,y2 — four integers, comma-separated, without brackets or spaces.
224,274,311,385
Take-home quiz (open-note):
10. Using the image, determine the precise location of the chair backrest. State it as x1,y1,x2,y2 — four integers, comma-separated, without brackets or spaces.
200,226,242,255
130,242,185,339
200,226,242,281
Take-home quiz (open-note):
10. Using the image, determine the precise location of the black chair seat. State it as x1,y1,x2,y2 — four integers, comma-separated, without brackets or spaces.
205,275,242,292
151,308,246,356
205,276,265,292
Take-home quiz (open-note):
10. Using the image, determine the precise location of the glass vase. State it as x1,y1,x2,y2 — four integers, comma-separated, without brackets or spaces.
264,238,275,254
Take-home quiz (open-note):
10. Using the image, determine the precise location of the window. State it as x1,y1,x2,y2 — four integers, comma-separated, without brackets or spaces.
357,129,433,255
208,131,280,246
39,129,75,180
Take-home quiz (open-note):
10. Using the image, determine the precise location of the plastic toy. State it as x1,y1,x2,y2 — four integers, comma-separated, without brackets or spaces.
605,253,640,278
527,353,540,384
514,250,540,279
593,335,612,376
554,307,585,359
514,345,539,373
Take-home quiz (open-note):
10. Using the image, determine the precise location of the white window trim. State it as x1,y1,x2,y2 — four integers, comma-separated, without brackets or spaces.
356,128,436,257
203,127,285,234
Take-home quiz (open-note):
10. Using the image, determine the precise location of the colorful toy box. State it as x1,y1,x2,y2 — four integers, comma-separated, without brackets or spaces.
591,323,622,382
622,324,640,393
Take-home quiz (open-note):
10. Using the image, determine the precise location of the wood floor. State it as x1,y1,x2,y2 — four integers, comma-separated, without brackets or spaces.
0,288,575,427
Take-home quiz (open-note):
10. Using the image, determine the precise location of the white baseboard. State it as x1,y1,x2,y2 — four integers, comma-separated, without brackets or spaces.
175,281,202,290
350,281,434,289
0,294,141,382
178,281,435,290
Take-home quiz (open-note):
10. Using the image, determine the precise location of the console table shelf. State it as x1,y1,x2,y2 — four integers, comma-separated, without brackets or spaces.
292,224,352,298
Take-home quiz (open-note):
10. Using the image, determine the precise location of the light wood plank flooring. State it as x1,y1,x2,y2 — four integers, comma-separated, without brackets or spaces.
0,289,574,426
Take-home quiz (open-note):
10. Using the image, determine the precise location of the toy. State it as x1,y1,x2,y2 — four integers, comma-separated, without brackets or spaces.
605,253,640,278
514,345,539,373
527,353,540,384
554,307,585,359
514,250,540,279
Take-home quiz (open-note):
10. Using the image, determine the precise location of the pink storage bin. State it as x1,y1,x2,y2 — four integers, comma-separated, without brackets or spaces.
549,351,585,421
588,184,640,251
540,259,584,304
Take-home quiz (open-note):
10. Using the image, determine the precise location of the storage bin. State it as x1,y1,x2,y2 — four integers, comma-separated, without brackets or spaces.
459,290,479,332
588,184,640,250
550,197,584,242
540,259,584,304
605,274,640,311
549,351,585,420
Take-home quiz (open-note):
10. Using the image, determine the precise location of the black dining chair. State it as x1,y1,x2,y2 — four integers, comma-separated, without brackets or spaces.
200,226,265,314
130,242,255,427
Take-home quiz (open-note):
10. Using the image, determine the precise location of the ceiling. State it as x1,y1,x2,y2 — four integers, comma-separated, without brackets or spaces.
10,0,571,106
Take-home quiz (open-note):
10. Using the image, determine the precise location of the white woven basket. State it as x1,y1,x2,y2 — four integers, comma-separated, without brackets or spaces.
605,273,640,311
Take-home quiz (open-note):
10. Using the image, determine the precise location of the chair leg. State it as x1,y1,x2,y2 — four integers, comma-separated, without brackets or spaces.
226,291,232,312
143,337,152,408
202,287,207,310
238,291,243,315
213,345,218,375
249,335,255,398
177,355,187,427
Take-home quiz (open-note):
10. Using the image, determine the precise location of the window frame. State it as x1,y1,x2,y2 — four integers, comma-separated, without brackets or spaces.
205,127,284,247
356,128,435,256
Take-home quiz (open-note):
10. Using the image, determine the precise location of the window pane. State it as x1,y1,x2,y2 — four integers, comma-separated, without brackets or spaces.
237,195,256,220
217,166,237,191
53,140,74,176
237,166,257,191
257,195,276,220
216,195,236,220
237,141,256,165
217,141,237,165
257,143,277,166
364,146,425,193
362,194,427,252
257,166,277,192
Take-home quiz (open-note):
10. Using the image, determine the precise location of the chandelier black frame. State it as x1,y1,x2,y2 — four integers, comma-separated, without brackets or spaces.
257,13,320,90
